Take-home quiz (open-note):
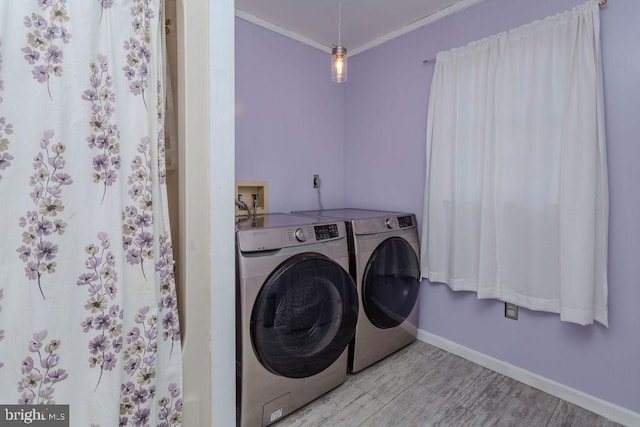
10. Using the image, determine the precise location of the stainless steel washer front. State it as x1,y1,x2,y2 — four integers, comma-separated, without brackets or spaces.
236,213,358,426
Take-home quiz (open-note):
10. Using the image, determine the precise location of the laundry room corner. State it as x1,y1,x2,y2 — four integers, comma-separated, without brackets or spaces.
233,0,640,424
235,17,346,214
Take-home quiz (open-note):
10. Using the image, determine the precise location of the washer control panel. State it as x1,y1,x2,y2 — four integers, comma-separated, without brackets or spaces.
281,222,344,248
287,224,340,243
236,216,346,252
314,223,339,241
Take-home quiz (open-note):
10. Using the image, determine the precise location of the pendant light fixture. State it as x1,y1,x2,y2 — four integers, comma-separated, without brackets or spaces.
331,0,347,83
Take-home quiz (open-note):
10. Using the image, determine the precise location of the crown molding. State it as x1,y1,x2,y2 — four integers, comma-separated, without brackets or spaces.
235,0,486,57
235,9,332,53
350,0,486,55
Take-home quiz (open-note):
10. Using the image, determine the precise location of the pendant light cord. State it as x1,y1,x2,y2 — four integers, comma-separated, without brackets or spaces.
338,0,342,46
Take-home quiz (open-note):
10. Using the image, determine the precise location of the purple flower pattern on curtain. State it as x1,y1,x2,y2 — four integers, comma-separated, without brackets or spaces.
0,0,183,424
156,80,167,184
16,131,71,300
123,0,155,109
0,118,13,180
156,232,180,350
153,73,180,353
77,233,124,391
0,42,14,182
22,0,72,100
122,137,154,280
17,330,68,405
82,54,121,204
118,307,182,427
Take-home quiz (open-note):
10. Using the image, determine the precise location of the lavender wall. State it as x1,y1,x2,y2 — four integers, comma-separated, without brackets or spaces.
345,0,640,414
235,18,345,213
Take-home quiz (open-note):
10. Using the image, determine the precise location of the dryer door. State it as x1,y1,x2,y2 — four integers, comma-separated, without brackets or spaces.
363,237,420,329
251,252,358,378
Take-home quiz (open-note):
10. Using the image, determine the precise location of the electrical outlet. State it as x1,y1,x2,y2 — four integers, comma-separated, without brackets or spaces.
313,174,320,188
504,302,518,320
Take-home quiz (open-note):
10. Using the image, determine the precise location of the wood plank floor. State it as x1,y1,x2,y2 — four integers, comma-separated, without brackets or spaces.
273,340,624,427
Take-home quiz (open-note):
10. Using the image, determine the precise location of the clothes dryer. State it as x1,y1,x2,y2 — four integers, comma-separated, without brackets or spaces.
293,209,421,373
236,213,358,426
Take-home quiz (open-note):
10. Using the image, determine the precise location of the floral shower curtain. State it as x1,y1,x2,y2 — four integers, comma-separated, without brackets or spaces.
0,1,183,425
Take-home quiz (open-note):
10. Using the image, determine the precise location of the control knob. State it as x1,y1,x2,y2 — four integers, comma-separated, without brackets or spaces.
294,228,306,242
385,218,394,229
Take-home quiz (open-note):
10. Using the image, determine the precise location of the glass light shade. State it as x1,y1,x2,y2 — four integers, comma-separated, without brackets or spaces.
332,46,347,83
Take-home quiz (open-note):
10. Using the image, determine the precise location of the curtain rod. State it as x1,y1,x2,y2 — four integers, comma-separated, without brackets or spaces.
422,0,608,64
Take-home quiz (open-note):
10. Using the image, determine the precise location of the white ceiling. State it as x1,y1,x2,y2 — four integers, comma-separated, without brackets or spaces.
235,0,484,56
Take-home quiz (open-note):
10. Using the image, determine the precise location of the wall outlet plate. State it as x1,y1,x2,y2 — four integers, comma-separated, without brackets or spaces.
505,302,518,320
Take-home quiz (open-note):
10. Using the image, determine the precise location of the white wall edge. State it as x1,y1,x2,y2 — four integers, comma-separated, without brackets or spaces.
349,0,486,56
417,329,639,427
235,9,332,53
211,1,236,426
178,0,211,424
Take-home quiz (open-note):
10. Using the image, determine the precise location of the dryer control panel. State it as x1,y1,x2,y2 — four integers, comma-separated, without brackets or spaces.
397,215,414,228
352,213,417,235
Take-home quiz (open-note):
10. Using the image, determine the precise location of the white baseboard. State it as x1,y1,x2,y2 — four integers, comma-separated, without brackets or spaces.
417,329,640,427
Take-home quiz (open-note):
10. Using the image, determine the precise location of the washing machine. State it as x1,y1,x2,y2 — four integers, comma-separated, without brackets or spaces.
293,208,421,373
236,213,358,426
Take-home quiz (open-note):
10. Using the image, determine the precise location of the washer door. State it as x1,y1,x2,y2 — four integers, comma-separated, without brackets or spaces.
363,237,420,329
251,252,358,378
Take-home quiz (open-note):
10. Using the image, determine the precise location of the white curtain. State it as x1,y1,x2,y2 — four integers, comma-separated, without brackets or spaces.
0,1,183,425
421,0,608,326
